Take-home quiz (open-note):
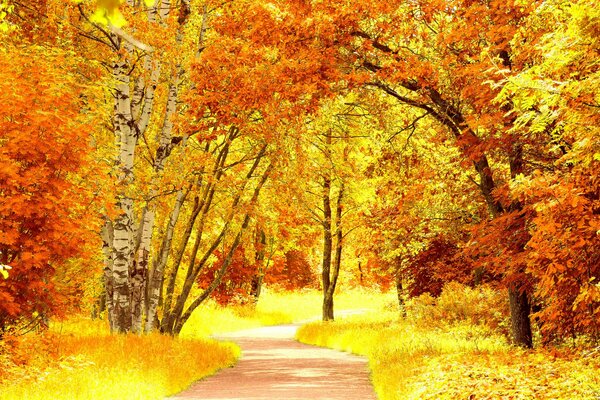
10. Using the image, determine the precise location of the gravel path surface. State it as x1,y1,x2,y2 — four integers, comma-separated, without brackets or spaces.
167,322,377,400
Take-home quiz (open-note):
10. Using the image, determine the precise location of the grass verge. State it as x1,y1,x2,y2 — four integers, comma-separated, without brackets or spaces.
0,319,239,400
180,287,396,338
0,287,390,399
297,287,600,399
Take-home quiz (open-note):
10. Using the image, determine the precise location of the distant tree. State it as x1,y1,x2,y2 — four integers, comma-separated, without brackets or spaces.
265,250,317,291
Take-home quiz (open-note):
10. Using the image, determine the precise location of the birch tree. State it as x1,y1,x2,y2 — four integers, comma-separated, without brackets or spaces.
75,0,196,333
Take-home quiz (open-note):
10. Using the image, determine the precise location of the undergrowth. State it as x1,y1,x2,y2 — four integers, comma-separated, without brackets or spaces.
0,287,388,399
0,318,239,400
297,283,600,400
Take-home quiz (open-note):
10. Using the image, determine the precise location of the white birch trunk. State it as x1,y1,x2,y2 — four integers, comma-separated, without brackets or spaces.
138,84,181,333
141,0,196,333
105,0,192,333
142,78,180,332
100,220,115,332
111,58,137,333
129,0,169,333
131,207,154,333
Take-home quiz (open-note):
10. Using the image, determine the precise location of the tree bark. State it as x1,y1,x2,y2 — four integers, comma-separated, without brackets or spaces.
321,173,334,321
509,286,533,348
323,182,344,321
110,58,136,333
395,270,406,317
507,141,533,347
136,76,181,333
250,229,267,303
131,206,152,333
100,220,115,332
168,151,269,331
144,188,187,333
160,134,238,332
129,0,190,333
98,0,166,334
375,83,535,347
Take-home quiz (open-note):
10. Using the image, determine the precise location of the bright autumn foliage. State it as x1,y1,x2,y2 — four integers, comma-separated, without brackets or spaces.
2,0,597,354
0,45,102,331
198,247,316,305
405,235,475,298
186,0,351,135
265,250,317,291
197,246,260,306
500,1,600,342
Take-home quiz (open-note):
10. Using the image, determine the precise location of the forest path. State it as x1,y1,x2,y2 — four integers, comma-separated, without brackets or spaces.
167,312,376,400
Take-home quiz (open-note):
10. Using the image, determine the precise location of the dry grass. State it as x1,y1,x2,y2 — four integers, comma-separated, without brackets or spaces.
0,287,388,400
180,287,396,338
297,284,600,400
0,318,238,400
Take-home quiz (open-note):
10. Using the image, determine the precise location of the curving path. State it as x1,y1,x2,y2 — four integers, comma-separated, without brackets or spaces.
167,321,377,400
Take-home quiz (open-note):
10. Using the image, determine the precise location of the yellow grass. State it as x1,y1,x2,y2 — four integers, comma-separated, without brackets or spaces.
12,287,591,400
297,286,600,400
1,287,388,400
1,317,239,400
181,287,396,338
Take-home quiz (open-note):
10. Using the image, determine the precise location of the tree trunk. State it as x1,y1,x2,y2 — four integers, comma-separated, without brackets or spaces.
101,0,164,334
169,163,273,335
92,0,192,334
324,182,344,321
395,271,406,317
250,229,267,303
159,145,268,334
323,295,334,322
321,174,334,321
100,221,115,331
430,95,533,348
131,207,152,333
173,224,246,335
507,142,533,347
144,189,187,333
138,74,181,333
110,58,136,333
376,68,536,348
161,135,251,333
509,286,533,348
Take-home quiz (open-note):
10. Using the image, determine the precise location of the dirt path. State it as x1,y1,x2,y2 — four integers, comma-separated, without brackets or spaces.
167,322,377,400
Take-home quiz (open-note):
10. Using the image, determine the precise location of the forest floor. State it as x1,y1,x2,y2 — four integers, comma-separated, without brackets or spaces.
169,316,376,400
3,288,599,399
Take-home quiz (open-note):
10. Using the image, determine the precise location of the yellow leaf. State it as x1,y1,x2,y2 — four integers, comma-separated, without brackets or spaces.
107,9,127,28
0,264,10,279
90,9,109,25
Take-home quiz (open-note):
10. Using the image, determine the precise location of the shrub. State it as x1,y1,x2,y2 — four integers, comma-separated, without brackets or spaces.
406,282,509,334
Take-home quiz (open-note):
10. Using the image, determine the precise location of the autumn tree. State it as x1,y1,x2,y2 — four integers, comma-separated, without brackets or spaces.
157,137,272,335
0,41,106,332
266,250,317,291
69,0,274,335
99,0,598,345
7,0,597,348
303,0,600,347
493,0,600,343
197,242,266,306
360,95,482,306
296,0,546,347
